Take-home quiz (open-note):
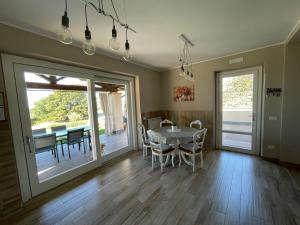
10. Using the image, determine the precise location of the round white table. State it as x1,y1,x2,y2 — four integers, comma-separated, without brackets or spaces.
152,126,199,166
152,126,198,144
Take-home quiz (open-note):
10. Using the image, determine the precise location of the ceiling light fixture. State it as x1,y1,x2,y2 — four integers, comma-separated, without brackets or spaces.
57,0,136,58
57,0,73,44
82,3,96,55
123,26,132,61
178,34,195,82
109,20,121,50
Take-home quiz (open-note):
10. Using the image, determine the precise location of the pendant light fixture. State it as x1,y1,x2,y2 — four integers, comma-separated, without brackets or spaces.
123,26,132,61
57,0,136,59
178,34,195,82
109,20,121,50
82,3,96,55
57,0,73,44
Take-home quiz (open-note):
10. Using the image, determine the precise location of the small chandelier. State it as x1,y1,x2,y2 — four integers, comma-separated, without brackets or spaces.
178,34,194,82
57,0,136,60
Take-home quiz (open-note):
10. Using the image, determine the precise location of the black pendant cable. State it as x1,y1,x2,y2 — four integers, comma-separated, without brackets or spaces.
82,3,96,55
57,0,73,44
57,0,136,59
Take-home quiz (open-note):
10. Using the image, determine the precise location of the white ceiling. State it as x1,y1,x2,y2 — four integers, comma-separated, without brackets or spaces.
0,0,300,71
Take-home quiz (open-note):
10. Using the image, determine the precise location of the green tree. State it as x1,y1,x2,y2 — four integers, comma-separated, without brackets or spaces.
30,91,88,124
222,74,253,109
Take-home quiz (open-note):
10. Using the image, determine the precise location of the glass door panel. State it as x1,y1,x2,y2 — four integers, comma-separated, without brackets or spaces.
217,67,261,154
24,72,96,182
221,74,254,150
94,80,130,156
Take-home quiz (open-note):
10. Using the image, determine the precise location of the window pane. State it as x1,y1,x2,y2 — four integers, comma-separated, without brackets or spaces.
94,81,129,155
222,74,254,133
25,72,95,182
222,132,252,150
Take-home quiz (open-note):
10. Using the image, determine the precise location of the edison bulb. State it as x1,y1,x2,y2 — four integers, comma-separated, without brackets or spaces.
57,26,73,44
109,37,121,50
82,39,96,55
123,49,132,61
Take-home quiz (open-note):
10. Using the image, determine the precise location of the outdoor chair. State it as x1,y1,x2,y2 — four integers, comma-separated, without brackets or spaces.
63,128,86,159
32,128,46,135
34,133,59,163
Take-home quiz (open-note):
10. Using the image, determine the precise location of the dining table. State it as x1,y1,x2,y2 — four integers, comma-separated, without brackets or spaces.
33,125,91,139
152,126,198,145
152,126,199,166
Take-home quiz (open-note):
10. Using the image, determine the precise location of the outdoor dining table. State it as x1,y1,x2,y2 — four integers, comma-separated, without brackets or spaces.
33,125,91,139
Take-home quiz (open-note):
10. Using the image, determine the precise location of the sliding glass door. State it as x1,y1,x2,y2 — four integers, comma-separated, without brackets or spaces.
93,78,132,158
2,55,136,200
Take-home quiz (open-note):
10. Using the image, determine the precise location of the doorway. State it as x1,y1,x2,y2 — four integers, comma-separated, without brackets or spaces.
2,54,137,201
216,66,263,155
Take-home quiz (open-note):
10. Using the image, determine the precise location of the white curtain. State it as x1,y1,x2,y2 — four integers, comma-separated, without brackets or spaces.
100,93,123,135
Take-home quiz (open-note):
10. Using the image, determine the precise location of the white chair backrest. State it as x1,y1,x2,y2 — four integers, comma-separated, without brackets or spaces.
160,119,173,127
190,120,202,130
147,130,166,151
138,123,148,144
148,117,161,130
193,128,207,149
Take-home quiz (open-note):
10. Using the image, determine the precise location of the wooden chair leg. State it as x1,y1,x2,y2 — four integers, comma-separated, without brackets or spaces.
171,154,175,167
152,154,154,170
179,151,182,167
143,145,145,159
192,155,195,172
200,151,203,168
159,155,163,173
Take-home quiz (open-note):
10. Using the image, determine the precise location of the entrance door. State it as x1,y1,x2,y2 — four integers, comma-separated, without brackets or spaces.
2,55,137,201
216,67,262,155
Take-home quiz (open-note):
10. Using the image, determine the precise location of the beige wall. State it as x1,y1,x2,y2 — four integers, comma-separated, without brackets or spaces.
0,23,162,113
161,44,285,159
281,40,300,164
0,23,161,218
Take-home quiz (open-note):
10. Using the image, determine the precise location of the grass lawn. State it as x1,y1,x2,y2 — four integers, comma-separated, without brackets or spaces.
99,129,105,135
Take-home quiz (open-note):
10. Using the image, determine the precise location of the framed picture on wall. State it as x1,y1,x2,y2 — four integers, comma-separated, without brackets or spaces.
0,92,5,121
173,85,194,102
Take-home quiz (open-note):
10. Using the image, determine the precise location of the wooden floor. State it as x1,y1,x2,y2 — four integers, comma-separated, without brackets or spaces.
5,150,300,225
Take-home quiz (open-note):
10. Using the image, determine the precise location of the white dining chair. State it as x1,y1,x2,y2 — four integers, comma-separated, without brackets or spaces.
160,119,173,127
190,120,202,130
178,128,207,172
138,123,151,159
147,130,175,173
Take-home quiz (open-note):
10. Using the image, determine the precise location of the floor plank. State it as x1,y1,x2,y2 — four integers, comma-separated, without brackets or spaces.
3,150,300,225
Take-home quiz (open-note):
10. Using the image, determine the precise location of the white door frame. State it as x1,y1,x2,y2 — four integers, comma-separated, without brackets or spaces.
216,66,263,155
1,54,138,202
